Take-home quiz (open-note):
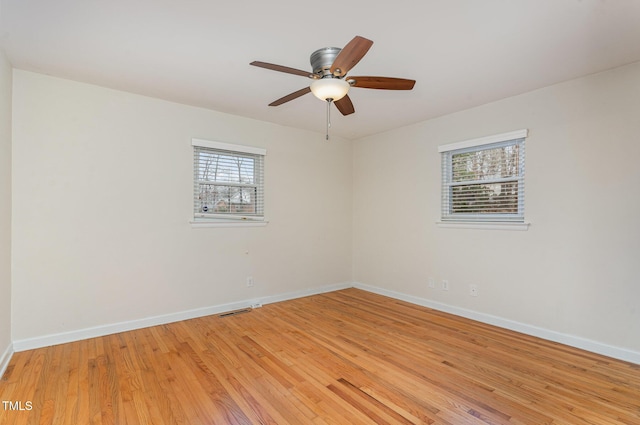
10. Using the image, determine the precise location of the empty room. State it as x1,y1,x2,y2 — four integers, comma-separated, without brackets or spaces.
1,1,639,424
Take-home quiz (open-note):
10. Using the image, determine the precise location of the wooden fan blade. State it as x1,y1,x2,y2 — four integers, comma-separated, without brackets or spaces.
330,36,373,77
347,76,416,90
334,95,355,116
250,61,312,77
268,87,311,106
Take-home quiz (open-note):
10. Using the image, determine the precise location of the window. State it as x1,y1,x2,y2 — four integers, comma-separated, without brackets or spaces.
439,129,527,226
192,139,266,224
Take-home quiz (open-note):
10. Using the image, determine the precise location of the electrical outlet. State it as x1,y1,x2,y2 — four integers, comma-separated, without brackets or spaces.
246,276,254,287
428,278,435,289
442,280,449,291
470,284,478,297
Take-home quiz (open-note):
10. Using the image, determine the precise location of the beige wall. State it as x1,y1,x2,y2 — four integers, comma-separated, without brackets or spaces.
353,61,640,354
0,49,12,363
11,70,353,341
8,61,640,360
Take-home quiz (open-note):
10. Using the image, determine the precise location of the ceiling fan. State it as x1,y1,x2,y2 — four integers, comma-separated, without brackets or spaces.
250,36,416,138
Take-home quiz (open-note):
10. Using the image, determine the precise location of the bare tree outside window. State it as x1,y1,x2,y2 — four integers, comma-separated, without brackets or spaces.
194,145,264,219
450,144,520,214
440,132,526,223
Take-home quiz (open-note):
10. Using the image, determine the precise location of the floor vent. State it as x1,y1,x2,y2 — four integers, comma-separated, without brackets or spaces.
218,308,252,318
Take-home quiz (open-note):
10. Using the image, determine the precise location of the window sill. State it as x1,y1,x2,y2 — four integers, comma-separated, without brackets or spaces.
190,220,268,228
436,221,530,231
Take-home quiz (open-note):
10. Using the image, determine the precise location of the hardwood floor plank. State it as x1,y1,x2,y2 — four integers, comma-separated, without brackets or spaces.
86,358,103,425
271,295,510,423
200,348,281,425
1,288,639,424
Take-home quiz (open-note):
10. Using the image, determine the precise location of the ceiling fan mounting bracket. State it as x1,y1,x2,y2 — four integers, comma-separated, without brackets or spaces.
310,47,342,78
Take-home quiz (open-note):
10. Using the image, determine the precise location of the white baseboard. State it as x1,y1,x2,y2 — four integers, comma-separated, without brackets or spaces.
0,342,13,379
353,282,640,365
13,281,352,352
11,281,639,366
257,281,351,305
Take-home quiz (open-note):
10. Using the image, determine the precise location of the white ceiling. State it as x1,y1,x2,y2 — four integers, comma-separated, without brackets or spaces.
1,0,640,140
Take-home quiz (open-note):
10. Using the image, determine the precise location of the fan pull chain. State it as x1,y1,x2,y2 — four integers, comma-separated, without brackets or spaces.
325,99,332,140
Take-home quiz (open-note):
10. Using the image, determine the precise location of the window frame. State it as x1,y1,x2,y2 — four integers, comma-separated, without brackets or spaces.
191,138,267,227
437,129,529,230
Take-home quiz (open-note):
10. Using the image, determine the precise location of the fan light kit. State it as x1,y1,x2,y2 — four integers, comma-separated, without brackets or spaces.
309,78,350,102
251,36,416,140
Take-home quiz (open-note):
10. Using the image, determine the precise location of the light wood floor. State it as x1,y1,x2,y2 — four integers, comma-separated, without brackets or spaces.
1,288,639,424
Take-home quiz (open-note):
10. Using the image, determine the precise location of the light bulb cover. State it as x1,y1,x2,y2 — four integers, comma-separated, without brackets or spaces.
310,78,350,101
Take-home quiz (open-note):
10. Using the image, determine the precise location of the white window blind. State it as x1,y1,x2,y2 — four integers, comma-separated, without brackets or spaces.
192,139,266,221
439,130,527,223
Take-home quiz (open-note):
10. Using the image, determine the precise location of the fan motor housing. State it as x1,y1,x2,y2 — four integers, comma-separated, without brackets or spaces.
310,47,341,77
